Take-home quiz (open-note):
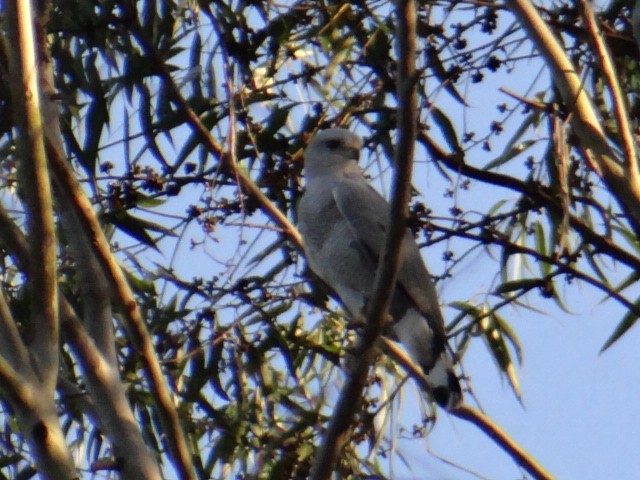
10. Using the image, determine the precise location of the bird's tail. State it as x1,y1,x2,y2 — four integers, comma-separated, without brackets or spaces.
425,351,462,410
392,310,462,409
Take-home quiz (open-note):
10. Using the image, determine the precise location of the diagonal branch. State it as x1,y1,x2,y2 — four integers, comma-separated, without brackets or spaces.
508,0,640,239
122,10,303,249
310,1,418,478
45,140,194,480
381,338,553,480
579,0,639,177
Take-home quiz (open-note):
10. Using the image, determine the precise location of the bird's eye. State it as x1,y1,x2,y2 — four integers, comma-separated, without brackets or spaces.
325,139,341,150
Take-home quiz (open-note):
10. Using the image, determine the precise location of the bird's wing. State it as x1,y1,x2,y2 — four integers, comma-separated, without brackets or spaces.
332,177,447,338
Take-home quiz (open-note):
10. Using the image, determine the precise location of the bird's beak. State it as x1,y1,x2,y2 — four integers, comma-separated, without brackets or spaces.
348,147,360,161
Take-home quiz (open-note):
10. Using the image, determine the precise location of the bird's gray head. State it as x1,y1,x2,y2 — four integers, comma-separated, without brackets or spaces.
303,128,363,176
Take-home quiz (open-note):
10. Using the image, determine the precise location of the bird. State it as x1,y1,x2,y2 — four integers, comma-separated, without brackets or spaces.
297,128,462,410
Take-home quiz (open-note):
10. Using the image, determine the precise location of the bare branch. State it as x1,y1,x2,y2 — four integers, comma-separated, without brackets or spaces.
310,1,418,478
45,139,195,479
578,0,639,177
6,0,58,390
381,339,554,480
508,0,640,238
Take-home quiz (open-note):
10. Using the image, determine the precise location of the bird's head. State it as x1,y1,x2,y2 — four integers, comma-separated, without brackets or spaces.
303,128,363,176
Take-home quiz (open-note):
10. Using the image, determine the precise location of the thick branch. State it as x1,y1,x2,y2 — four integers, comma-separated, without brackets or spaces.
4,1,75,477
310,2,418,478
508,0,640,239
579,1,639,177
6,0,58,391
45,141,194,479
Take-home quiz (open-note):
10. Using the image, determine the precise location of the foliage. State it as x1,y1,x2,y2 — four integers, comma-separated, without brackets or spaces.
0,0,638,478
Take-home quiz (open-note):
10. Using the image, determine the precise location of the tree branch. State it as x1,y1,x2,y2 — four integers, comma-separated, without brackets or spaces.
419,133,640,273
123,10,303,250
508,0,640,239
45,140,195,479
310,2,418,478
3,1,76,477
60,301,164,479
579,0,638,178
381,338,554,480
6,0,58,391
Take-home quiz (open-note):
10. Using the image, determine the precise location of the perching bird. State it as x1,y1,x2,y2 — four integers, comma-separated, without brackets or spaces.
297,128,462,410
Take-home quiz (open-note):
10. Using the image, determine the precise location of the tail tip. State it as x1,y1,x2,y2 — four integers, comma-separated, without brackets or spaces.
432,370,463,410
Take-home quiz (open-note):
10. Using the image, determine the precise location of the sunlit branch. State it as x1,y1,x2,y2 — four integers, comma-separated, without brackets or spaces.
508,0,640,239
3,0,77,477
579,0,639,178
6,0,58,391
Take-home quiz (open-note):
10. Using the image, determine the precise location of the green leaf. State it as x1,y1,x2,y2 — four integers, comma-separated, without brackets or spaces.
103,210,167,250
480,312,522,401
426,47,467,105
484,110,540,170
534,221,551,276
601,294,640,351
431,107,460,152
484,139,537,170
495,278,542,294
207,333,231,402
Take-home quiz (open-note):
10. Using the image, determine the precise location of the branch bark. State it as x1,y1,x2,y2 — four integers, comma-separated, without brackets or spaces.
6,0,58,392
310,1,418,478
4,0,75,477
45,141,194,479
578,0,639,178
508,0,640,239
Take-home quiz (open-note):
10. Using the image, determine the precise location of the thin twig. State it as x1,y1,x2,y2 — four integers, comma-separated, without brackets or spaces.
122,10,303,250
309,1,418,478
418,132,640,272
